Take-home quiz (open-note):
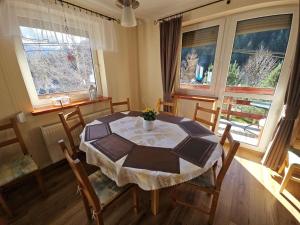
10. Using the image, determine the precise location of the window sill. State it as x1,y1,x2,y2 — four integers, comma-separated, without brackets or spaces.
173,93,218,103
31,96,111,116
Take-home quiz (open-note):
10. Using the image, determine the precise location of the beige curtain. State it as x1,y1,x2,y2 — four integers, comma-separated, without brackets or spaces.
159,16,182,102
262,31,300,171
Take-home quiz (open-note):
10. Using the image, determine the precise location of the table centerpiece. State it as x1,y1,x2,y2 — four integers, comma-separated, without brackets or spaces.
142,108,157,131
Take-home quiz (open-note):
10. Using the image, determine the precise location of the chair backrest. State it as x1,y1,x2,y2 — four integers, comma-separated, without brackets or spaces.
216,123,240,189
193,103,220,132
58,106,85,156
0,118,28,155
110,98,130,114
156,98,177,116
58,140,101,213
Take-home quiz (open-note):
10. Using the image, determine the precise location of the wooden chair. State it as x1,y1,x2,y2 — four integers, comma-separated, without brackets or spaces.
278,147,300,193
109,98,130,114
156,98,177,116
171,124,240,225
58,106,85,158
193,103,220,132
58,140,139,225
0,118,46,216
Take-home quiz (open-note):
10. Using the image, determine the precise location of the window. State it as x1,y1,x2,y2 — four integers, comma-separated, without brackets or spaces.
219,14,293,147
176,6,298,151
20,26,96,96
225,14,292,95
180,26,219,91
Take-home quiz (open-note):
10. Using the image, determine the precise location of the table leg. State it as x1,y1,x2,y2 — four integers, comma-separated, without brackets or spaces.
151,190,159,216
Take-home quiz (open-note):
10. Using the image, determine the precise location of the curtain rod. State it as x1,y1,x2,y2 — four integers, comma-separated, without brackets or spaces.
56,0,119,23
155,0,231,24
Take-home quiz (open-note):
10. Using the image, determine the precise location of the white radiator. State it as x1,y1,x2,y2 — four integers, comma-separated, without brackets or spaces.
41,110,109,163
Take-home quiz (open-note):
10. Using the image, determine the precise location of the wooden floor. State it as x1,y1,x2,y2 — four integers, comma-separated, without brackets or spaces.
1,151,300,225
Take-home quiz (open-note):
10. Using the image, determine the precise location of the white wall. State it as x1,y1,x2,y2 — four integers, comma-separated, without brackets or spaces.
137,19,162,109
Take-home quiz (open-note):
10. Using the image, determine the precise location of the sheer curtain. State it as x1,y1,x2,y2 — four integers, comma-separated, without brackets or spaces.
0,0,118,52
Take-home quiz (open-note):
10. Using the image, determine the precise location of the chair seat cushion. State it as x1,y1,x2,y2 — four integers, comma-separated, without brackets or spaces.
88,170,130,208
0,154,38,186
188,168,215,188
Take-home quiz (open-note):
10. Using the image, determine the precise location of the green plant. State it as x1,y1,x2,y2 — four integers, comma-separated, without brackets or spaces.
142,108,157,121
227,61,241,86
260,62,282,88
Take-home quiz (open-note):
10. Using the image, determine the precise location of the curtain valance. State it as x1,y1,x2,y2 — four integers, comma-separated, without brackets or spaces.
0,0,118,51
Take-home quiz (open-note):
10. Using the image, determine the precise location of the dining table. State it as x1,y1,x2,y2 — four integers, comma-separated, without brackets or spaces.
79,111,223,215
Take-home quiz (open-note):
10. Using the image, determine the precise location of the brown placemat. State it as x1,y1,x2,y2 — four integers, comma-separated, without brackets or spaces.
127,111,143,117
91,134,135,162
175,137,217,167
123,145,180,174
97,112,126,123
179,120,213,137
85,123,111,141
157,114,184,124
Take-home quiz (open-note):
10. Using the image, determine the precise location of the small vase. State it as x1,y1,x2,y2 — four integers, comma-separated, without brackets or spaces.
143,119,155,131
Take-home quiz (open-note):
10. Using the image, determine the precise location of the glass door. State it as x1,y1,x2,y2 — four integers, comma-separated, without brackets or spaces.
217,11,297,150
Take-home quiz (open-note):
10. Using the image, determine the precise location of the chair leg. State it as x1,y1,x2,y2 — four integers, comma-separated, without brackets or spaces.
81,193,92,221
132,186,139,214
34,170,47,197
208,192,220,225
278,157,288,175
279,165,295,193
94,210,104,225
0,192,12,217
151,190,159,216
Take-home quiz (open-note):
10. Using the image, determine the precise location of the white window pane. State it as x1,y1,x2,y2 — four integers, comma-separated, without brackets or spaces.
20,26,96,96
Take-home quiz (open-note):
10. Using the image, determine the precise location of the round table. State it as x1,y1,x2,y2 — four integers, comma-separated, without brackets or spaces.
79,111,223,215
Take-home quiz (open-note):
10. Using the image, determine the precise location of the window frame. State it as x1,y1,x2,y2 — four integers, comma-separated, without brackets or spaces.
216,5,299,151
175,18,226,97
176,5,298,152
15,25,103,109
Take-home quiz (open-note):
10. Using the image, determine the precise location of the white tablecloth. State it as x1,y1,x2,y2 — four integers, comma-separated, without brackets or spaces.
79,113,223,191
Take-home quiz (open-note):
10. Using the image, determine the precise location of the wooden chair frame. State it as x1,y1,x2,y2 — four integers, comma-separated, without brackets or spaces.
0,118,46,216
278,148,300,193
58,140,139,225
109,98,130,114
278,119,300,193
171,124,240,225
58,106,85,157
193,103,220,132
156,98,177,116
279,163,300,193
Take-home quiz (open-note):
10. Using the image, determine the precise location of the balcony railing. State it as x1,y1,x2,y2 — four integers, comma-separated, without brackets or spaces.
219,96,271,146
225,86,275,95
180,84,275,95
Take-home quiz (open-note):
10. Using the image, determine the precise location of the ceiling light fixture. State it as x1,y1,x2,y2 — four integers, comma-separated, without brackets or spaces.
116,0,139,27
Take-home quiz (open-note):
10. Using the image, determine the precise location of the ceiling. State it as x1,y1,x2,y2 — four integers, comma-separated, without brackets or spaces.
75,0,214,20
